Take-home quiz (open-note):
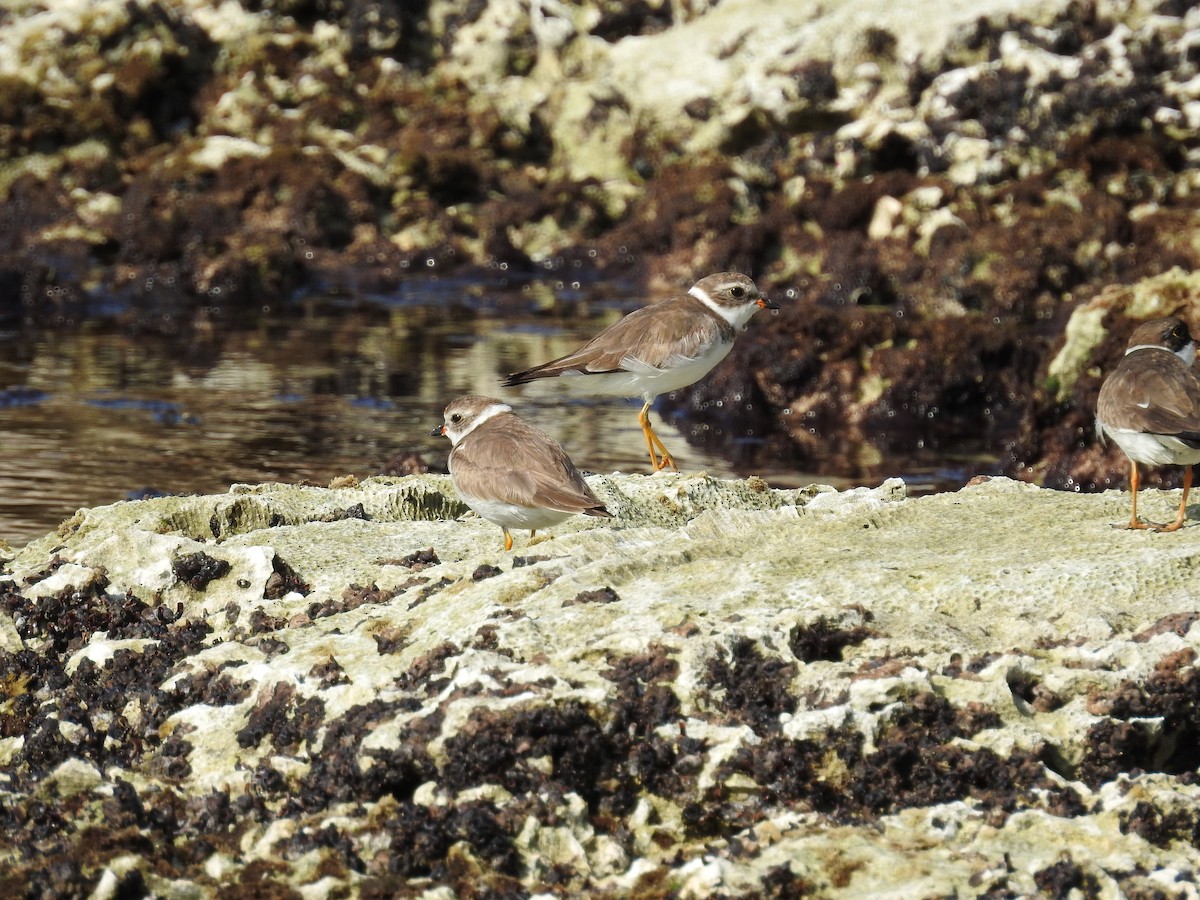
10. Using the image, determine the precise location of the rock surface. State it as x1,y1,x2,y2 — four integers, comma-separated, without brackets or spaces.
2,473,1200,896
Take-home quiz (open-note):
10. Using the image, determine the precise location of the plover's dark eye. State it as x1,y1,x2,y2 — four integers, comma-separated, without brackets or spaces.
450,414,462,424
730,286,745,299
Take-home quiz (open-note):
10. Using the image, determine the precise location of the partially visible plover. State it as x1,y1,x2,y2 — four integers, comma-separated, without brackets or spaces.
1097,315,1200,532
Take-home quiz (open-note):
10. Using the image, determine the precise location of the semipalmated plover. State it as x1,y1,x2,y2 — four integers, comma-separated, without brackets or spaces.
502,272,778,472
431,395,612,550
1096,316,1200,532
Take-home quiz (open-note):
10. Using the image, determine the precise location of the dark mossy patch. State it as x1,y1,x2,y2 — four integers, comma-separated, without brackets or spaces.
564,586,621,606
1133,612,1200,642
253,635,290,659
603,643,682,736
17,859,96,900
264,554,311,600
231,858,301,897
789,615,875,662
395,640,460,692
153,729,195,780
471,564,503,582
591,0,673,42
1,583,180,654
1033,855,1101,898
591,158,744,260
309,582,402,620
372,624,410,655
364,800,522,885
236,681,325,752
693,692,1080,838
1120,799,1200,849
1080,665,1200,786
704,637,797,732
316,502,367,522
602,644,690,797
0,591,213,782
966,652,1003,674
604,642,679,688
248,607,288,634
295,700,439,812
434,684,707,826
282,823,362,882
392,547,441,570
172,551,232,590
440,702,618,806
307,656,350,688
1077,719,1164,789
1006,668,1064,713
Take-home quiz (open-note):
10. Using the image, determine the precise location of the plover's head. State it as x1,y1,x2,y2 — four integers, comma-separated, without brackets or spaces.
431,395,513,446
688,272,779,329
1124,316,1197,366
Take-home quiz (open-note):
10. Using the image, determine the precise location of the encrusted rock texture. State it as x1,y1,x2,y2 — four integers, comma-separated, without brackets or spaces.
2,474,1200,896
6,0,1200,485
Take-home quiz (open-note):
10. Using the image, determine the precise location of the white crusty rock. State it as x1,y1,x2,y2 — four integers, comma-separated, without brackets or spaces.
2,473,1200,895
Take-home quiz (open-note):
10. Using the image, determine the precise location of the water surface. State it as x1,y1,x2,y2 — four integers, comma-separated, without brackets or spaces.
0,276,985,547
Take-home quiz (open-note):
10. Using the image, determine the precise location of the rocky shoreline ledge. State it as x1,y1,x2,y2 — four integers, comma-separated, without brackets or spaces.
1,474,1198,896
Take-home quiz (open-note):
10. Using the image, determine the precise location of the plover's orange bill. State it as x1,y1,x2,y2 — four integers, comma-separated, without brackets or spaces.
1097,316,1200,532
431,395,612,551
502,272,778,472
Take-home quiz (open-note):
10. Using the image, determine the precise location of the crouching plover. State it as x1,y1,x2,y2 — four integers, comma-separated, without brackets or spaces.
432,395,612,550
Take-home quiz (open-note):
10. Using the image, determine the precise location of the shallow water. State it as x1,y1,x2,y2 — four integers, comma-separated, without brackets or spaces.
0,276,988,548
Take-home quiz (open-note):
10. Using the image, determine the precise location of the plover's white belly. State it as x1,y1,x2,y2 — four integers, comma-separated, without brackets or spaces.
557,340,735,402
460,495,574,531
1101,425,1200,467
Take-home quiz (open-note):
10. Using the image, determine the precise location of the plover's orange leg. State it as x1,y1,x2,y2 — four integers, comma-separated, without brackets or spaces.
638,402,677,472
1153,465,1192,533
503,528,514,551
1120,462,1151,530
638,402,662,469
648,428,678,472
